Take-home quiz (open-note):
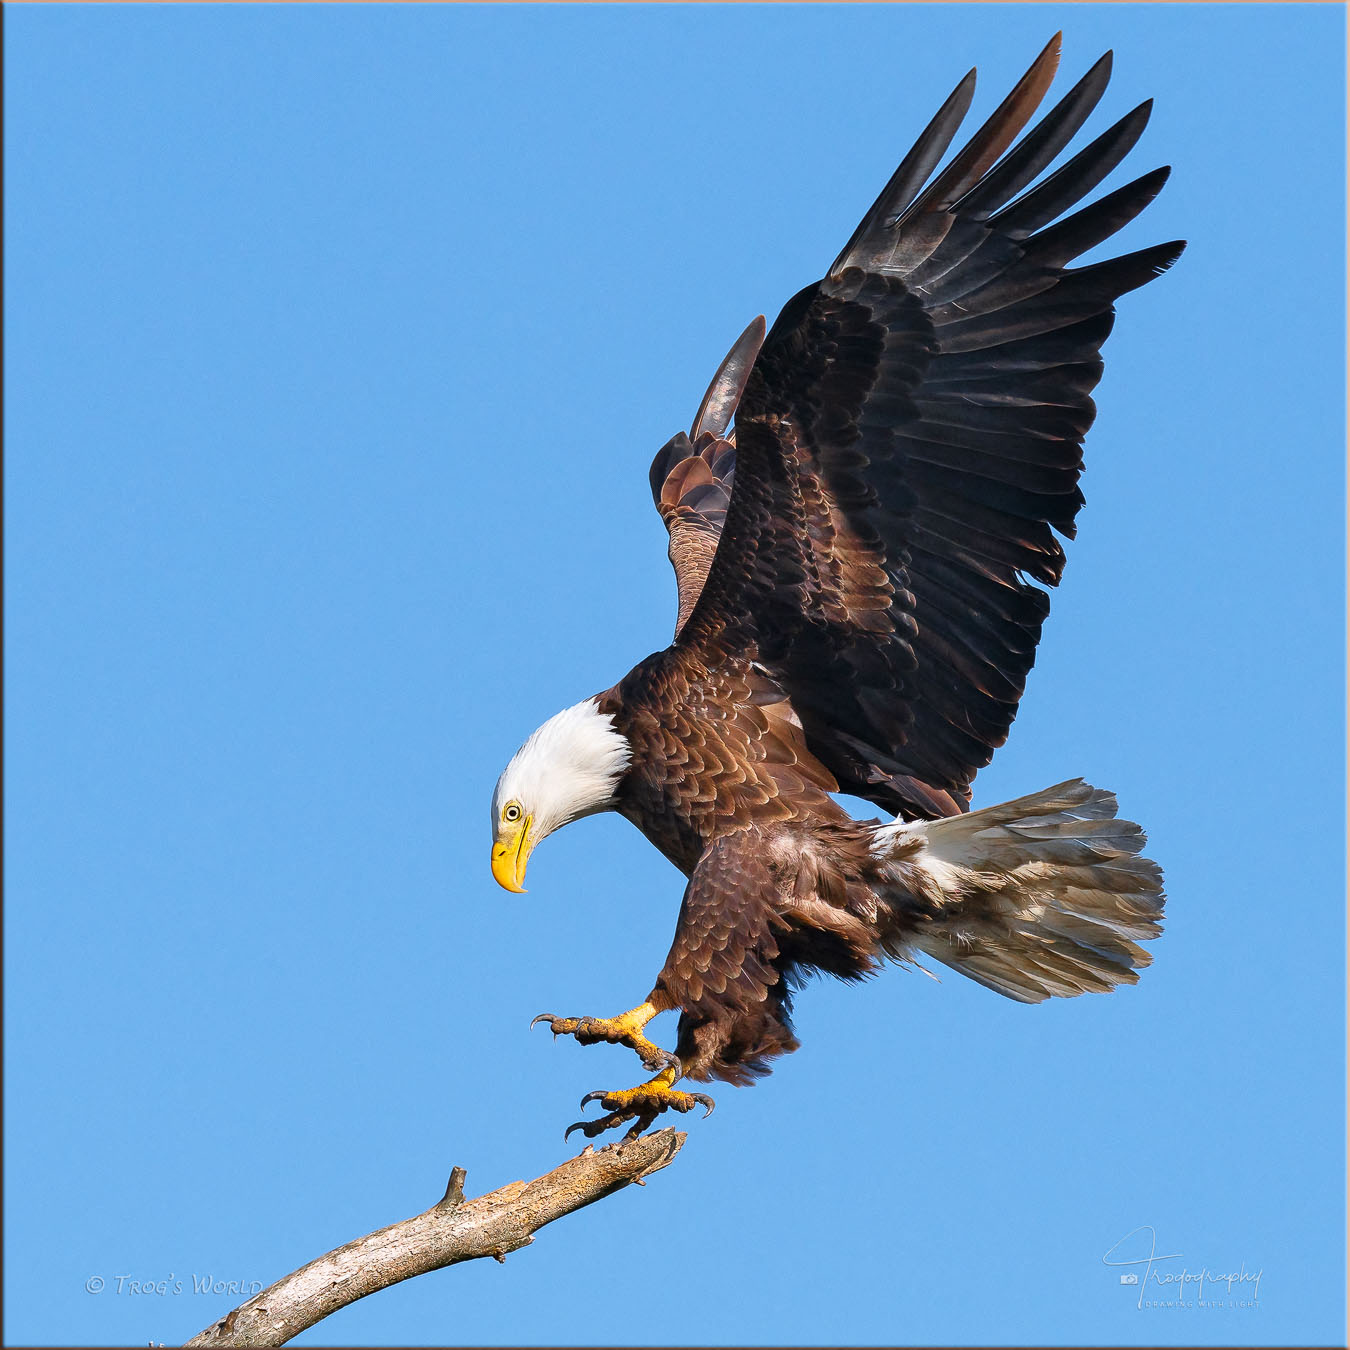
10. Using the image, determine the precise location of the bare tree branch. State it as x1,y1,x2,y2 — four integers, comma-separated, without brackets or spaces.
183,1129,686,1348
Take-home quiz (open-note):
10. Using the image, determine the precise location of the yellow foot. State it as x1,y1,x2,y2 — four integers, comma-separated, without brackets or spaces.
564,1067,715,1142
531,1002,675,1073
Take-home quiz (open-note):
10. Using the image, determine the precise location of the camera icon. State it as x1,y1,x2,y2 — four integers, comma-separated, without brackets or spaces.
1119,1273,1139,1286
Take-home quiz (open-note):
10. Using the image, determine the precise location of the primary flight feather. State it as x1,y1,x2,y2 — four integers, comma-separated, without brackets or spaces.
489,35,1180,1139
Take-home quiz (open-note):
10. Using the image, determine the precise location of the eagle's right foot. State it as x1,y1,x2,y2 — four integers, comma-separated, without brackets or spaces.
531,1001,674,1073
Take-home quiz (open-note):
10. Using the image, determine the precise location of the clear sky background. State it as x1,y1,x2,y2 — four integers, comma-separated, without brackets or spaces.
5,4,1345,1347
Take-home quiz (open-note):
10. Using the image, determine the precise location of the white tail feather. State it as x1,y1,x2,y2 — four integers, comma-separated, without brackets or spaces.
874,779,1165,1003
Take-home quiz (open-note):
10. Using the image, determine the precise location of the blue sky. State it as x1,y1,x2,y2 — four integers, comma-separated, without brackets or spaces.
5,4,1345,1347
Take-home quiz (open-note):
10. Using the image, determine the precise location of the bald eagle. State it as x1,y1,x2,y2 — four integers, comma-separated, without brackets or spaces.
490,35,1180,1140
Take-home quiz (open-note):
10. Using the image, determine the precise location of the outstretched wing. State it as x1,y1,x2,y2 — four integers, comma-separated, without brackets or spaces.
677,34,1184,818
648,318,764,637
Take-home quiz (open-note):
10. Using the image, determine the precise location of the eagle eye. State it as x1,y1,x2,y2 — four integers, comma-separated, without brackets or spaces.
503,802,522,824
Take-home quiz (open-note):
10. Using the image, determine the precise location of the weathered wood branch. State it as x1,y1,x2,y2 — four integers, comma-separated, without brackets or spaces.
183,1129,686,1348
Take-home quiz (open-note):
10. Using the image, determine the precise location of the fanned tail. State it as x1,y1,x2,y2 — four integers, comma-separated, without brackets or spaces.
875,779,1165,1002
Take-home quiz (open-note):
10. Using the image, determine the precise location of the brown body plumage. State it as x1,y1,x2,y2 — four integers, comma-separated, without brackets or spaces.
599,652,880,1081
491,34,1177,1112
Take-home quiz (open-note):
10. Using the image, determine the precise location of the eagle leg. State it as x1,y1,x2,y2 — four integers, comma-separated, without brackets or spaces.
563,1067,715,1142
530,1001,676,1073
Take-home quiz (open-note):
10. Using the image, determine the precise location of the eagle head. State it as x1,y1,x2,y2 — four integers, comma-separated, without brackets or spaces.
490,698,632,892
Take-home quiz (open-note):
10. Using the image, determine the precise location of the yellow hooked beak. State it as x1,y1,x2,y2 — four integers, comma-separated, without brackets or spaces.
491,817,533,893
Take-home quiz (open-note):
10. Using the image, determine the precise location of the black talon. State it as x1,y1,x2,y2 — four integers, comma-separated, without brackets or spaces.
566,1110,635,1142
694,1094,716,1118
580,1089,608,1111
530,1013,557,1031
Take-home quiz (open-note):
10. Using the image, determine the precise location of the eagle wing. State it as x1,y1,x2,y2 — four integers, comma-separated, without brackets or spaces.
648,318,764,637
675,35,1184,818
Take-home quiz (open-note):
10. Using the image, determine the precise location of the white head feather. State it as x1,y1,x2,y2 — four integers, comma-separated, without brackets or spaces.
491,698,633,845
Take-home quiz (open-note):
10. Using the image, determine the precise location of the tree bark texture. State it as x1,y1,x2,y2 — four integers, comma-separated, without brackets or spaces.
183,1129,686,1348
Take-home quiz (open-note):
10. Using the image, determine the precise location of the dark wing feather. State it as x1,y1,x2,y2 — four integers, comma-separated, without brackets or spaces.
677,41,1184,818
649,318,764,637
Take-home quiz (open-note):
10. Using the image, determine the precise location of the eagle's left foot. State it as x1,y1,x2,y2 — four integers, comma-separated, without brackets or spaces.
564,1067,715,1142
